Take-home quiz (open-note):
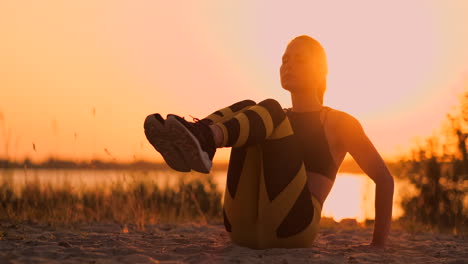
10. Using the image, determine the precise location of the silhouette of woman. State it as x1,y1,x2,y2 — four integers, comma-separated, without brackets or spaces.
144,35,394,249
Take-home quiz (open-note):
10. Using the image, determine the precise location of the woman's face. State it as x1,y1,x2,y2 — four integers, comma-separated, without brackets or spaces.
280,40,322,93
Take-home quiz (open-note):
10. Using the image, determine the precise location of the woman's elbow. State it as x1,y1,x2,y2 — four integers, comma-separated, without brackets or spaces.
377,171,394,194
374,170,394,190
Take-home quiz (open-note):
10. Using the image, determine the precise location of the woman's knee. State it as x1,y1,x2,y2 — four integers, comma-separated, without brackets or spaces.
258,98,286,126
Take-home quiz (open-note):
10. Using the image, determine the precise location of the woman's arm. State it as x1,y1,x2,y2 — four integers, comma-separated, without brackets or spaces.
339,113,394,247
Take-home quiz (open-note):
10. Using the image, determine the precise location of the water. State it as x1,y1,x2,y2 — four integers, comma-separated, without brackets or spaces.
1,168,407,222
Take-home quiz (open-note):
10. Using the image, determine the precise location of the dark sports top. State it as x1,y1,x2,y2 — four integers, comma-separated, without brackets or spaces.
285,107,338,181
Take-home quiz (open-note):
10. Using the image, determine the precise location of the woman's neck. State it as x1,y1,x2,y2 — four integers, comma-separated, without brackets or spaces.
290,92,323,112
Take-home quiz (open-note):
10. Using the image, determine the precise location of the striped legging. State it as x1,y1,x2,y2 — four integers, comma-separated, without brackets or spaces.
202,99,321,249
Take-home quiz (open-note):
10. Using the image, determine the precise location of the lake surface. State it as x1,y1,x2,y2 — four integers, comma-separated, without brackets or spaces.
1,169,409,222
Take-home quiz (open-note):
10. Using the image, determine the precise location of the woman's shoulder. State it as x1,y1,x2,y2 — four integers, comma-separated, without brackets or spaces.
323,107,364,131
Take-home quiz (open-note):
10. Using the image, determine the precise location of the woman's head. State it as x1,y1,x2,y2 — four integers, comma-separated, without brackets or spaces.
280,35,328,103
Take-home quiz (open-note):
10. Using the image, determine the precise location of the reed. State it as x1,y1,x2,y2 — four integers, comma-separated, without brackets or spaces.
0,171,223,228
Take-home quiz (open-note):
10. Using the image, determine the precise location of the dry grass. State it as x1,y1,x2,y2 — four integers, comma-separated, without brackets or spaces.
0,170,223,228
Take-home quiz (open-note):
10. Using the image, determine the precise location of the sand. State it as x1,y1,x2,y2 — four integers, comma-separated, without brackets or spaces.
0,221,466,264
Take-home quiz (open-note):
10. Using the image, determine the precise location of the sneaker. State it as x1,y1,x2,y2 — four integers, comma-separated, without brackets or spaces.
144,113,191,172
166,115,216,173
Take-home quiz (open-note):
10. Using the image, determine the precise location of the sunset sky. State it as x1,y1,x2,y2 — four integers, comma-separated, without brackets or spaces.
1,0,467,164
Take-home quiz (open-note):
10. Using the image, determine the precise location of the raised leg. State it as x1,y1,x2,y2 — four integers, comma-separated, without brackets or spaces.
144,100,256,173
202,100,257,124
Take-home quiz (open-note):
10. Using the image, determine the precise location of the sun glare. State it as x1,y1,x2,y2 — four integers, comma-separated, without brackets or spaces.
322,174,368,222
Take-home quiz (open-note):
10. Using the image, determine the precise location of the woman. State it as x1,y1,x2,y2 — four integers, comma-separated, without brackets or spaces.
144,35,394,249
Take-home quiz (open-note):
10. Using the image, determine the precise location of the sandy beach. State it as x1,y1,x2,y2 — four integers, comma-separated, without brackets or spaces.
0,220,466,264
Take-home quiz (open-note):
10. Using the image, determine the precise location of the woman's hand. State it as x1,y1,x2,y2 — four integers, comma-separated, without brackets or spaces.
352,243,385,252
369,241,386,250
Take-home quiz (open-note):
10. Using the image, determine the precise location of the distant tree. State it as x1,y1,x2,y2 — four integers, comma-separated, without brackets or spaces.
399,91,468,233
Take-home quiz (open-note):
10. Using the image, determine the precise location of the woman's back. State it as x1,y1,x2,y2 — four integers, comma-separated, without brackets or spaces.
286,107,349,206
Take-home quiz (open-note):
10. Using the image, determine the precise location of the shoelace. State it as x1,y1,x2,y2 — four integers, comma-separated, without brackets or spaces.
189,115,201,122
176,115,202,124
185,115,212,135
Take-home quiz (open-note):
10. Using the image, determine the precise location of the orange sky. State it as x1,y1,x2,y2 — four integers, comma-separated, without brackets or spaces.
1,1,467,163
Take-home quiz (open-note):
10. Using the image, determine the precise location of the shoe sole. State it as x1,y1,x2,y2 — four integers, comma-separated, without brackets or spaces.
166,115,212,174
144,114,191,172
